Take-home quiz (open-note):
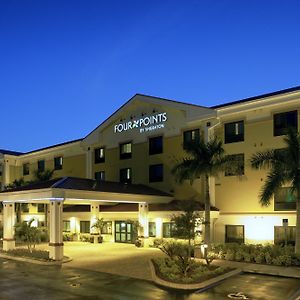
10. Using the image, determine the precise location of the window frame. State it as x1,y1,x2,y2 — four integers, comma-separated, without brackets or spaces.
37,160,45,173
80,221,90,233
225,224,245,244
95,147,105,164
23,163,30,176
54,156,63,170
162,222,175,238
149,164,163,183
225,153,245,176
273,110,298,137
224,120,244,144
183,129,200,149
149,136,163,155
120,142,132,160
95,171,105,182
120,168,132,184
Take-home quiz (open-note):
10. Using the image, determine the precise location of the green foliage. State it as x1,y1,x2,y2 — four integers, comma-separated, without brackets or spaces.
63,232,77,241
5,248,50,260
152,257,230,284
91,218,106,236
211,243,300,266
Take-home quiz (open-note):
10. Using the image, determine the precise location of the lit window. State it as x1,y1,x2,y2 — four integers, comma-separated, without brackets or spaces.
95,147,105,163
162,222,175,238
102,221,112,234
274,110,298,136
149,222,156,237
120,142,132,159
23,163,30,176
120,168,132,184
183,129,200,149
224,121,244,144
54,156,63,170
63,220,71,232
80,221,90,233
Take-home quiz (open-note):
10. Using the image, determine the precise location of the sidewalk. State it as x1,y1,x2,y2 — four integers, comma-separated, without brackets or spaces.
212,259,300,278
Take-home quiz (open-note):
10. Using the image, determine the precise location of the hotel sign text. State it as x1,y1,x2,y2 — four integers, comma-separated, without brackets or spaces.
114,112,168,134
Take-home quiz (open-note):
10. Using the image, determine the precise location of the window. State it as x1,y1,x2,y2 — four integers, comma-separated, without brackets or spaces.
95,147,105,163
149,164,163,182
225,154,244,176
225,225,244,243
54,156,63,170
95,171,105,182
102,221,112,234
274,187,296,211
274,226,296,246
183,129,200,149
37,160,45,172
80,221,90,233
120,168,132,184
37,204,45,213
163,222,175,238
23,163,30,176
63,220,71,232
120,142,132,159
0,164,2,176
274,110,298,136
224,121,244,144
149,222,156,237
149,136,163,155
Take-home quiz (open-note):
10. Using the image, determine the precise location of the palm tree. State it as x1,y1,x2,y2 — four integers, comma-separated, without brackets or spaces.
172,137,239,248
251,129,300,255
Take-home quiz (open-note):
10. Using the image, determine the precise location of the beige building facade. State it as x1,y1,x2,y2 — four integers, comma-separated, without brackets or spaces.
0,87,299,257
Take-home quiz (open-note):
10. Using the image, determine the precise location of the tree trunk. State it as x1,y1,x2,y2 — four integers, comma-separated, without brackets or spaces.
204,175,211,248
295,189,300,255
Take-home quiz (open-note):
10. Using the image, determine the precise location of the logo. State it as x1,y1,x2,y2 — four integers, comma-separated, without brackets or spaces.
114,112,168,134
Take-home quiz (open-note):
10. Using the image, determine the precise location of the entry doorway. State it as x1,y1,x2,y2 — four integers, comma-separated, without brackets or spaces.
115,221,136,243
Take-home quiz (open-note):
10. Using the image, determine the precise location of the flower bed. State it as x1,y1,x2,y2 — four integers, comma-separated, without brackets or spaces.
211,243,300,266
1,248,50,261
152,257,232,284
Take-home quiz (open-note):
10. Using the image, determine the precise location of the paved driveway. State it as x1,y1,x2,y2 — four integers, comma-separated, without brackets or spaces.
62,242,164,281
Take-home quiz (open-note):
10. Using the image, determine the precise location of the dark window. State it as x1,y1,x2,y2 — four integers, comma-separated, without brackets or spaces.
274,110,298,136
183,129,200,149
63,205,90,212
23,163,30,176
149,222,156,237
80,221,90,233
224,121,244,144
102,221,112,234
120,142,132,159
63,220,71,232
149,136,163,155
95,147,105,163
54,156,63,170
163,222,175,238
149,164,163,182
225,225,244,243
120,168,132,184
274,187,296,211
0,164,2,176
37,204,45,213
37,160,45,172
225,154,245,176
274,226,296,246
95,171,105,182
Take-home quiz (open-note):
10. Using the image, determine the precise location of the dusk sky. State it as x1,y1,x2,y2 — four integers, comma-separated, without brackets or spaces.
1,0,300,152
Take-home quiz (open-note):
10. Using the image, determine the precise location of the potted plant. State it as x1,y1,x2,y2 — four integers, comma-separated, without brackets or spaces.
91,218,106,243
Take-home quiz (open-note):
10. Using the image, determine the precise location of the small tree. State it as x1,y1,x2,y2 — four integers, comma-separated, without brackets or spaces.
15,219,42,252
171,199,202,259
91,217,106,238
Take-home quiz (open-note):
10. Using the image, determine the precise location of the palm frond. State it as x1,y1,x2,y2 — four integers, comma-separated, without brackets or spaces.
250,150,284,170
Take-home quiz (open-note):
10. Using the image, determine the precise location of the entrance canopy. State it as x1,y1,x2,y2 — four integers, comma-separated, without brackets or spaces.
0,177,173,205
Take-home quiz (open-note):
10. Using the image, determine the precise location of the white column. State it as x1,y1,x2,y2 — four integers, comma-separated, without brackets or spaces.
138,203,149,238
3,202,15,251
90,201,100,243
49,200,64,260
155,218,163,238
86,148,93,179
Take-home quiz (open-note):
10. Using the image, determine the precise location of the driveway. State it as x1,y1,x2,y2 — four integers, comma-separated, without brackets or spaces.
62,242,164,281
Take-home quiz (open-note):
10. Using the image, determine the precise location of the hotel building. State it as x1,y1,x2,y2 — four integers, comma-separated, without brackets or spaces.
0,86,298,260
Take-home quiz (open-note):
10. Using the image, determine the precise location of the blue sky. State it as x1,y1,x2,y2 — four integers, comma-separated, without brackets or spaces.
1,0,300,152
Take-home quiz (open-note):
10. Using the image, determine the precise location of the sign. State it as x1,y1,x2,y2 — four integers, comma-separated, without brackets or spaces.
114,112,168,134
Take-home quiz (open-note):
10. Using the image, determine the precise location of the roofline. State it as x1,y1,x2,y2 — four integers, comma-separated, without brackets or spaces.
83,93,210,140
211,85,300,109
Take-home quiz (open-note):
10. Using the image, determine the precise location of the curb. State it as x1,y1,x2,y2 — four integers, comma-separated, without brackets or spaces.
149,260,242,291
0,253,72,266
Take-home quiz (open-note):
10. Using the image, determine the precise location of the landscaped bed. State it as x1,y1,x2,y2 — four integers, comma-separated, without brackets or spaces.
0,248,51,261
152,257,233,284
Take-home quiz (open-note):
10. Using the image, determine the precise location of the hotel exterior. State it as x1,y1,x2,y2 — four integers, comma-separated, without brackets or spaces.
0,86,299,260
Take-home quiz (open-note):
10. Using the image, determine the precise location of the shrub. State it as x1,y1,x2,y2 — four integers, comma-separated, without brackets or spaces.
225,249,235,261
5,248,50,260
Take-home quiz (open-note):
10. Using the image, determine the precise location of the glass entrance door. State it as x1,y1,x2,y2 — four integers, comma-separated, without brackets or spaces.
115,221,134,243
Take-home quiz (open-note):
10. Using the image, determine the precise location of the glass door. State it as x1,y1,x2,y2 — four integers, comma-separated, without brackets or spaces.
115,221,134,243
